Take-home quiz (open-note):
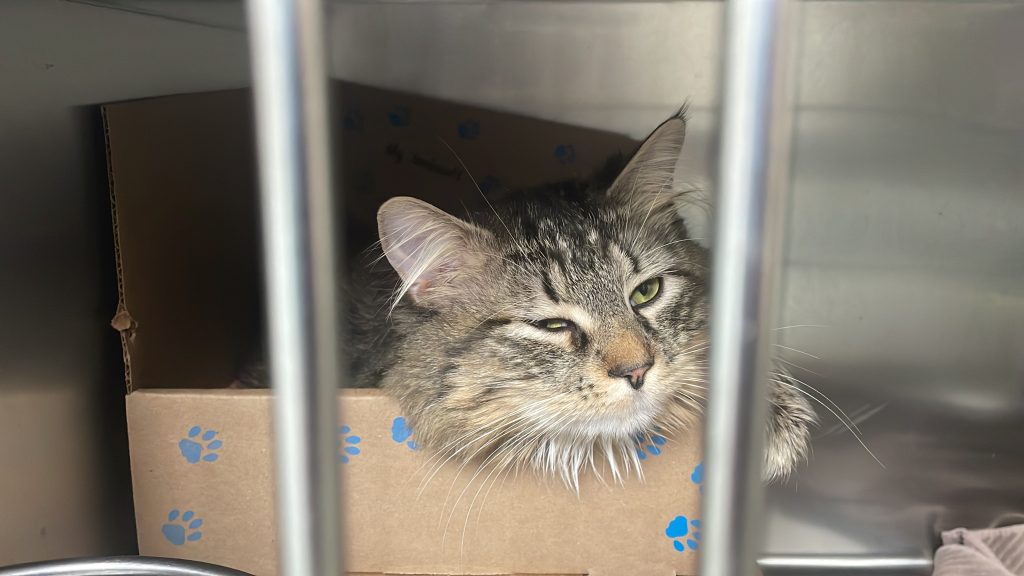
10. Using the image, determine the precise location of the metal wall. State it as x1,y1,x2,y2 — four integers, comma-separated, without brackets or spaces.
0,0,249,564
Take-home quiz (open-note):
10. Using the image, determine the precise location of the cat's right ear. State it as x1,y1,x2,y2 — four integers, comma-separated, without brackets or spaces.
607,112,687,207
377,196,493,308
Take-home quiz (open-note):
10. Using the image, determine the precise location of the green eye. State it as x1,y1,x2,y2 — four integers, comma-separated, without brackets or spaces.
630,277,662,307
536,318,573,331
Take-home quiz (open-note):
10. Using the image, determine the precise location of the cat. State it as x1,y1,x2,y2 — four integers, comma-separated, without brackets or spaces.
242,110,816,488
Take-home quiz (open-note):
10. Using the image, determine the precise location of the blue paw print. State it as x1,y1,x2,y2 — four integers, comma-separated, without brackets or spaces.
457,119,480,140
162,509,203,546
342,110,363,132
337,425,362,464
665,515,701,553
387,106,411,127
634,431,667,460
178,426,222,464
554,143,576,165
391,416,419,450
691,461,704,494
478,176,501,195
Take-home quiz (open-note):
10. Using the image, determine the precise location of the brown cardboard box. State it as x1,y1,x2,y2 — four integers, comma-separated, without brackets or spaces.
105,82,704,576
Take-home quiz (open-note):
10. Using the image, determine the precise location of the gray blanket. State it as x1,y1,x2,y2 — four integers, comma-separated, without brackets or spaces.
934,525,1024,576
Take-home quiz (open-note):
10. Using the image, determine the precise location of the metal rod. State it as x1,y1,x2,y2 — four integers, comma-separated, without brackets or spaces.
0,556,254,576
244,0,342,575
758,555,933,574
702,0,794,574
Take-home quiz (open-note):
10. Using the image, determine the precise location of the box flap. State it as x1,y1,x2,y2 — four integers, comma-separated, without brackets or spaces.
103,82,637,392
103,90,261,392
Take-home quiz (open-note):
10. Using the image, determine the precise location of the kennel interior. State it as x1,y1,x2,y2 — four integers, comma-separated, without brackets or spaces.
0,0,1022,574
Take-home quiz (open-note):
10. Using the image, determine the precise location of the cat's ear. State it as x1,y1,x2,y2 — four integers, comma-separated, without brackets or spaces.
608,111,688,210
377,196,493,307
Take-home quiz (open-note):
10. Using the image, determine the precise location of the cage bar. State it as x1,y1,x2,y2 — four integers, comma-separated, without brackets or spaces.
702,0,794,574
244,1,343,576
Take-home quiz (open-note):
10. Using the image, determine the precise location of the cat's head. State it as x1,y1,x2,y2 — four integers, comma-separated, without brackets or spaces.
376,113,811,487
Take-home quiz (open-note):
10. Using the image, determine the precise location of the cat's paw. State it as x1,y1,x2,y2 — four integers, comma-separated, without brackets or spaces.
161,509,203,546
178,426,222,464
764,374,816,482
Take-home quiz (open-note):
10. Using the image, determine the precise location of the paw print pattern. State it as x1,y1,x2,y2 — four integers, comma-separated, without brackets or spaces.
554,144,576,165
342,110,364,132
387,106,411,127
391,416,419,450
457,119,481,140
691,461,704,494
634,431,667,460
337,425,362,463
162,509,203,546
178,426,222,464
478,176,501,195
665,515,701,553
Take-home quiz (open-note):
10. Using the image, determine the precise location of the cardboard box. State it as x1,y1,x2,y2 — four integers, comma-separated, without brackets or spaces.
105,82,704,576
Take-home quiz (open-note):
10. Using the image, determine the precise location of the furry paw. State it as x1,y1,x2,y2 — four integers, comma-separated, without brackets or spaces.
763,371,816,482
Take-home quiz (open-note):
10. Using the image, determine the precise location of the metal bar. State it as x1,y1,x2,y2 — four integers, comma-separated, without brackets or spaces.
702,0,794,575
244,0,342,575
0,556,254,576
758,555,933,574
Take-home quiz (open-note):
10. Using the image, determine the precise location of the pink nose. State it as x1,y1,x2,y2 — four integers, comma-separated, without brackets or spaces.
608,361,653,390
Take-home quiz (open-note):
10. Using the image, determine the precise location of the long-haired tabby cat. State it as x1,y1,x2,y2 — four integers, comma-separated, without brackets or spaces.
242,110,816,488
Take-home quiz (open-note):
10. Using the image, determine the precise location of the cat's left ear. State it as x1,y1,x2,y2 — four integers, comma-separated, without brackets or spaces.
377,196,495,309
607,111,688,212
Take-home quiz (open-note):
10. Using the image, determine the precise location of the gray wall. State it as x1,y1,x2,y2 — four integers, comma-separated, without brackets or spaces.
0,0,248,563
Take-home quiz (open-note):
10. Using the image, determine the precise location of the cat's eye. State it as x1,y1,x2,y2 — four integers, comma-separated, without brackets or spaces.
534,318,574,332
630,277,662,307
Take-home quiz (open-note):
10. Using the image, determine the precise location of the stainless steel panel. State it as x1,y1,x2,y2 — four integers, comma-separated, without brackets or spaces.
768,2,1024,564
0,0,250,564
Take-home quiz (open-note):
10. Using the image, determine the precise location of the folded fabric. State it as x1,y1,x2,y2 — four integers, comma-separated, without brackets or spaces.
934,525,1024,576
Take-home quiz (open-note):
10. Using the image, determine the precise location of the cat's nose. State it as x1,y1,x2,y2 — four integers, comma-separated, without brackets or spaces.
608,361,653,390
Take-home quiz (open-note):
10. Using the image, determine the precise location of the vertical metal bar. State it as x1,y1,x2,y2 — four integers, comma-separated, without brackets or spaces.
244,1,342,576
702,0,793,575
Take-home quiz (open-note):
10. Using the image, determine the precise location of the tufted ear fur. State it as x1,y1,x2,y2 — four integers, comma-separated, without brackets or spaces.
608,109,710,245
608,112,687,205
377,196,494,308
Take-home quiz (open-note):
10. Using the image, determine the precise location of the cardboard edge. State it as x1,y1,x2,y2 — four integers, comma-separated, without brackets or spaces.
324,567,634,573
102,105,136,394
98,86,251,109
127,387,392,399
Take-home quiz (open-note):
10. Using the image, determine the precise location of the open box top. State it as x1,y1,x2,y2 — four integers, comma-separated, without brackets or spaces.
104,81,643,394
104,82,704,575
